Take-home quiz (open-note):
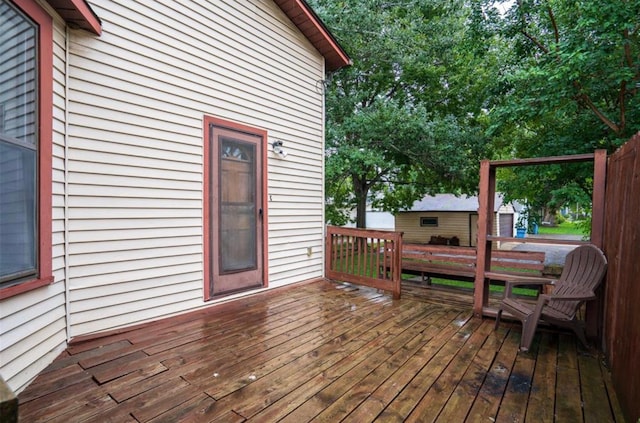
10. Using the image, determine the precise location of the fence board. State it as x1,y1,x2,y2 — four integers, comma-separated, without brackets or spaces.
603,133,640,423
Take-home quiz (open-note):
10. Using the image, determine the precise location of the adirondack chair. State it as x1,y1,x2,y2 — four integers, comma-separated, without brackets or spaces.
494,244,607,352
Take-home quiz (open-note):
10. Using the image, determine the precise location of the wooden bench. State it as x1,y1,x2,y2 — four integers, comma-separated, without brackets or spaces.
385,244,547,286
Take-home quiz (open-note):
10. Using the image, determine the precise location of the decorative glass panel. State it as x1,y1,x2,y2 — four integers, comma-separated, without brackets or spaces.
219,138,257,273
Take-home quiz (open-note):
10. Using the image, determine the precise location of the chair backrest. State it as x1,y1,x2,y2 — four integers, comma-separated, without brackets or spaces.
547,244,608,318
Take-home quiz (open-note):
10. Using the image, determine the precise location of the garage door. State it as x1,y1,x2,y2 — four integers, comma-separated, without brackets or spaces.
499,214,514,237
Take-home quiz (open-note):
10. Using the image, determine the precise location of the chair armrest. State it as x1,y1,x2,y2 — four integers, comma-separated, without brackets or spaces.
503,278,555,298
540,293,597,302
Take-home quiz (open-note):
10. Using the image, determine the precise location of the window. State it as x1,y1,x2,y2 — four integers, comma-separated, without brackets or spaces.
420,217,438,227
0,0,52,298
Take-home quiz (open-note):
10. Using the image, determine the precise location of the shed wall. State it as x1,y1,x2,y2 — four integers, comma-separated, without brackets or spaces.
396,211,500,246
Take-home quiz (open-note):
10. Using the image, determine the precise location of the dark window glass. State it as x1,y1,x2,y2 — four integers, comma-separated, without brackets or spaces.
0,1,38,285
420,217,438,227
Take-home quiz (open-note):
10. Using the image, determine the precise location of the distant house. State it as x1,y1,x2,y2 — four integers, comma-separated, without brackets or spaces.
395,194,515,246
0,0,350,394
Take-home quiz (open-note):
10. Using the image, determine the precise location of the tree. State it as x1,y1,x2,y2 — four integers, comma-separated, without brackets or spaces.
311,0,497,227
485,0,640,220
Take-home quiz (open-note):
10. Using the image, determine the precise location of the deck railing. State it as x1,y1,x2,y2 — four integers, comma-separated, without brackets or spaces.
325,226,403,299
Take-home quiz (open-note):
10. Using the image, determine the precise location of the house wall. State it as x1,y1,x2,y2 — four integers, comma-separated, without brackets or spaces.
64,0,327,336
1,0,328,394
0,6,68,394
396,212,500,246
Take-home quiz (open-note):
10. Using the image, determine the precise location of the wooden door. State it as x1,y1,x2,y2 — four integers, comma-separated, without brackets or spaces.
209,124,264,297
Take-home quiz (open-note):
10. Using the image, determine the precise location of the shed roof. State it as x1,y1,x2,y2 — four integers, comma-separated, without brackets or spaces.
44,0,351,71
407,193,506,213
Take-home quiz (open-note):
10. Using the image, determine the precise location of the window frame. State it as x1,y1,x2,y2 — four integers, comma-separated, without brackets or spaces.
0,0,53,299
420,216,439,227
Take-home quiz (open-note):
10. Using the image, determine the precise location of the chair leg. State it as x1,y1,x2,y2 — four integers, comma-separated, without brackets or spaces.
520,315,539,352
573,322,589,348
494,308,503,330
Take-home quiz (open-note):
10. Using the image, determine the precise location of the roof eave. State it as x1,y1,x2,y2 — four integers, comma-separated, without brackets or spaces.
272,0,351,71
46,0,101,35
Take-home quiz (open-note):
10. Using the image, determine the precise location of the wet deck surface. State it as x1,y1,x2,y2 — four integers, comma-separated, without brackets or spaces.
18,279,624,422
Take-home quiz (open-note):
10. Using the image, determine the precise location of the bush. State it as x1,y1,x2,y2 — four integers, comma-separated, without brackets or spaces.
555,213,566,225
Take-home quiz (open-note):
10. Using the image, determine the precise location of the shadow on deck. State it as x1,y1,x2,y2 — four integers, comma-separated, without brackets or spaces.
18,279,625,422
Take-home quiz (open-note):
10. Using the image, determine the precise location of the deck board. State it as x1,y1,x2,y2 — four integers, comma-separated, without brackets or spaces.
17,279,624,422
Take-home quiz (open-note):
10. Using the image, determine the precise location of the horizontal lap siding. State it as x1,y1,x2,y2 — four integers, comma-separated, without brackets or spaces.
396,212,473,246
66,0,325,335
0,13,68,394
396,212,499,246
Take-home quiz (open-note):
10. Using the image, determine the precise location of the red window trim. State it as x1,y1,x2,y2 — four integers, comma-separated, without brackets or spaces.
202,116,269,301
0,0,54,300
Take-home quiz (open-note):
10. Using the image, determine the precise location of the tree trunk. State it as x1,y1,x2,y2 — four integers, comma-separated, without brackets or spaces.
353,176,368,228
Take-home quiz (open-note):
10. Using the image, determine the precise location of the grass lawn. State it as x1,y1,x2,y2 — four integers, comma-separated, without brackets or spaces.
537,220,587,236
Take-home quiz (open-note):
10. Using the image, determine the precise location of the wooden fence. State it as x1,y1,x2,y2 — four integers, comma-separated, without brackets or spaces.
603,133,640,423
325,226,403,299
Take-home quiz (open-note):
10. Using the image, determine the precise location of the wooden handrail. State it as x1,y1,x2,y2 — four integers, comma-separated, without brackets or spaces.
325,226,403,299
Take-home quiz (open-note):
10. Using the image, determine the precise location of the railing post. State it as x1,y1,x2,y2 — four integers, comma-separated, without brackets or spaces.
474,160,495,317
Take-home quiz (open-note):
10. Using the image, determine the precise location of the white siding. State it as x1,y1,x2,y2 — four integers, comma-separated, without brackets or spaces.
0,11,68,394
65,0,327,335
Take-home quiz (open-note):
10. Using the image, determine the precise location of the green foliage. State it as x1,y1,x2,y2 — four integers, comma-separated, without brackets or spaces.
488,0,640,219
310,0,498,226
493,0,640,146
313,0,639,227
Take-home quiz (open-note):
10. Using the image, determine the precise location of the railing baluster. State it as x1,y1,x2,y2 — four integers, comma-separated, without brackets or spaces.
324,226,402,299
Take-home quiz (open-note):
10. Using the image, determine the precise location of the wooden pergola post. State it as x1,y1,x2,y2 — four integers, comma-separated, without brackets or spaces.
586,149,608,340
473,160,495,316
474,150,607,322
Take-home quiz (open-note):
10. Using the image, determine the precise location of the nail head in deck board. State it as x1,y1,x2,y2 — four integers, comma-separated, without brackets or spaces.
524,333,558,423
127,378,202,422
600,360,627,423
434,326,511,422
401,320,497,422
358,318,490,422
240,305,452,420
16,280,623,422
376,317,484,421
16,363,91,403
579,352,616,423
146,393,215,423
555,334,584,422
246,307,453,422
185,297,395,393
201,300,420,413
41,393,117,423
177,296,389,389
102,361,169,402
276,308,464,423
48,339,133,371
19,378,106,422
316,313,477,422
465,329,522,421
495,340,537,422
89,350,152,383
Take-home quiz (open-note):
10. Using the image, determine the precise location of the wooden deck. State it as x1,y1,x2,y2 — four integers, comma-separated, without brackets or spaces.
18,279,625,422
